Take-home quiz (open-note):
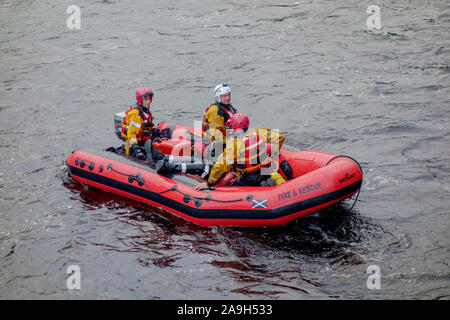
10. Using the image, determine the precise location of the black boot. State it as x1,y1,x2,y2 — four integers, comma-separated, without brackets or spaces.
266,178,277,187
156,160,180,173
156,160,168,173
156,161,205,174
130,144,147,160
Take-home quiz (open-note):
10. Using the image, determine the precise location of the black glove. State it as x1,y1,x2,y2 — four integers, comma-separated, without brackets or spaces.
152,127,161,138
131,144,147,160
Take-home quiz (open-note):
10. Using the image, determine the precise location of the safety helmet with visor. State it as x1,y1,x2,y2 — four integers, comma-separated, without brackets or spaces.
214,83,231,104
136,88,154,106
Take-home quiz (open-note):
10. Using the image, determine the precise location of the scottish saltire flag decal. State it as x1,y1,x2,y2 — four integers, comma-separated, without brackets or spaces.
252,199,267,208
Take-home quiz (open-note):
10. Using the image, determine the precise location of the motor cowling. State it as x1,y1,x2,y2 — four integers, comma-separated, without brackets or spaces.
114,112,126,140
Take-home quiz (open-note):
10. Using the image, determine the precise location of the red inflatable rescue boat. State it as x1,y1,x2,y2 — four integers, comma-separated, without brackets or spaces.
66,122,362,227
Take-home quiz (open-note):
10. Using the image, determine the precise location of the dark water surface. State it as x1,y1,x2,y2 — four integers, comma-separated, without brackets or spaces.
0,0,449,299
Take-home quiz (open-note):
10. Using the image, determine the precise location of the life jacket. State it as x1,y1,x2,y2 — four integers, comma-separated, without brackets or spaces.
235,130,271,173
202,103,237,138
120,105,154,142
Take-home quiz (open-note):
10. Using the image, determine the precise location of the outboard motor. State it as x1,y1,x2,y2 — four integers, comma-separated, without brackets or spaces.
114,112,126,140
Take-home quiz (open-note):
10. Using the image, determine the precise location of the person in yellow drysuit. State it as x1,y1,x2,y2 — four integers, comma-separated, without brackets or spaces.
201,83,237,151
120,88,156,160
194,113,286,190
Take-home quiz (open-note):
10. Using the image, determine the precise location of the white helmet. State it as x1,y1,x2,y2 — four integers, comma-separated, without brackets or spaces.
214,83,231,103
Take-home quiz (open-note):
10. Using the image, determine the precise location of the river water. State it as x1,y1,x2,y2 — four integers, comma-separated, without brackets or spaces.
0,0,449,299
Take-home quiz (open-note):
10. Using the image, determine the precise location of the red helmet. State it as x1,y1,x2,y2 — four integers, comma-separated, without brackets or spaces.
136,88,153,105
230,113,249,132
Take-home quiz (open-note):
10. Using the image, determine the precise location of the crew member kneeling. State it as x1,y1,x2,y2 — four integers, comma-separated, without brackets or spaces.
194,113,286,190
